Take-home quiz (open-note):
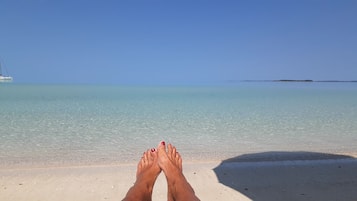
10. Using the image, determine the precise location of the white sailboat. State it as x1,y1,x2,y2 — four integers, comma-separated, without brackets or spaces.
0,61,13,82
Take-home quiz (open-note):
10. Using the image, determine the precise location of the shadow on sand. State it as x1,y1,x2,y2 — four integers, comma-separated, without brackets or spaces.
213,151,357,201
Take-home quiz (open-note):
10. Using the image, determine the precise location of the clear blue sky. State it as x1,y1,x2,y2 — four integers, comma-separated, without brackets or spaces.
1,0,356,84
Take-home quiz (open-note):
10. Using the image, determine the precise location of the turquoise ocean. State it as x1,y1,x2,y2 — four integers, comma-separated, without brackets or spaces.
1,82,357,168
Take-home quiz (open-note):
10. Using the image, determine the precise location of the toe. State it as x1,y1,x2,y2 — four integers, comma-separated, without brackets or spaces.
144,150,150,164
168,144,173,157
172,146,177,159
158,141,166,153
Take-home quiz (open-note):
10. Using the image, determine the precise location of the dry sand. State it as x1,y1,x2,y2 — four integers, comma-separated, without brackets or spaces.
0,162,248,201
1,154,357,201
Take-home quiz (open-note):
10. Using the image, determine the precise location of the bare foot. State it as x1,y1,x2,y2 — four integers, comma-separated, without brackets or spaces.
157,141,200,201
157,141,182,172
136,148,161,181
122,148,161,201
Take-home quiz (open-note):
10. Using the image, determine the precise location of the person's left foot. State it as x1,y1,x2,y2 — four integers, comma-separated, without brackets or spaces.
122,149,162,201
136,148,161,189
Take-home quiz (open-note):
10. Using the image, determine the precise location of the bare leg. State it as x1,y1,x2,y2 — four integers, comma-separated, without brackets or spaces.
157,141,200,201
122,148,161,201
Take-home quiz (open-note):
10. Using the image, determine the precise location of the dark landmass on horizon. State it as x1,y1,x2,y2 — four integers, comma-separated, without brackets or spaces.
228,80,357,83
274,80,357,82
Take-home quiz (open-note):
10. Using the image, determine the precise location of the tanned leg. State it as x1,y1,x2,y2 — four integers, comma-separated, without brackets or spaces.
157,141,200,201
122,148,161,201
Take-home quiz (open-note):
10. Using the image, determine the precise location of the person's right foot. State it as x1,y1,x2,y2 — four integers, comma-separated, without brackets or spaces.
157,141,200,201
157,141,182,174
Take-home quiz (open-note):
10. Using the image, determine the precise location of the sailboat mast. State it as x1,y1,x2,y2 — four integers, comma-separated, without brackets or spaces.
0,60,13,81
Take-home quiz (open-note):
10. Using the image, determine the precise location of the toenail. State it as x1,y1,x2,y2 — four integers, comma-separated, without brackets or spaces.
161,141,165,145
151,148,155,152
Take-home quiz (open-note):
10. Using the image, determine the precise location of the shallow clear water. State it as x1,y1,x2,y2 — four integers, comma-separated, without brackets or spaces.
1,83,357,167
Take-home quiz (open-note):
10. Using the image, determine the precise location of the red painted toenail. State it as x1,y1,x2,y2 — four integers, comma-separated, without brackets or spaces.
151,148,155,152
161,141,165,145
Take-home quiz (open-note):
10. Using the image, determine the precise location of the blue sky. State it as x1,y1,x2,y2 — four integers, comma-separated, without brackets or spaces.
1,0,356,84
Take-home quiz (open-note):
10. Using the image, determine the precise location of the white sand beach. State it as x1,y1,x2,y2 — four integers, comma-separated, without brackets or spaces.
0,162,248,201
1,153,357,201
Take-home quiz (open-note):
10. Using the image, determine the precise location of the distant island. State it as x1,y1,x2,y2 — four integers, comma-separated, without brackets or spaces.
275,80,357,82
233,80,357,83
274,80,313,82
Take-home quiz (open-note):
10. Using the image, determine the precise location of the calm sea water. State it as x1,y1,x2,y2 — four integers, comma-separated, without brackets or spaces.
1,83,357,168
